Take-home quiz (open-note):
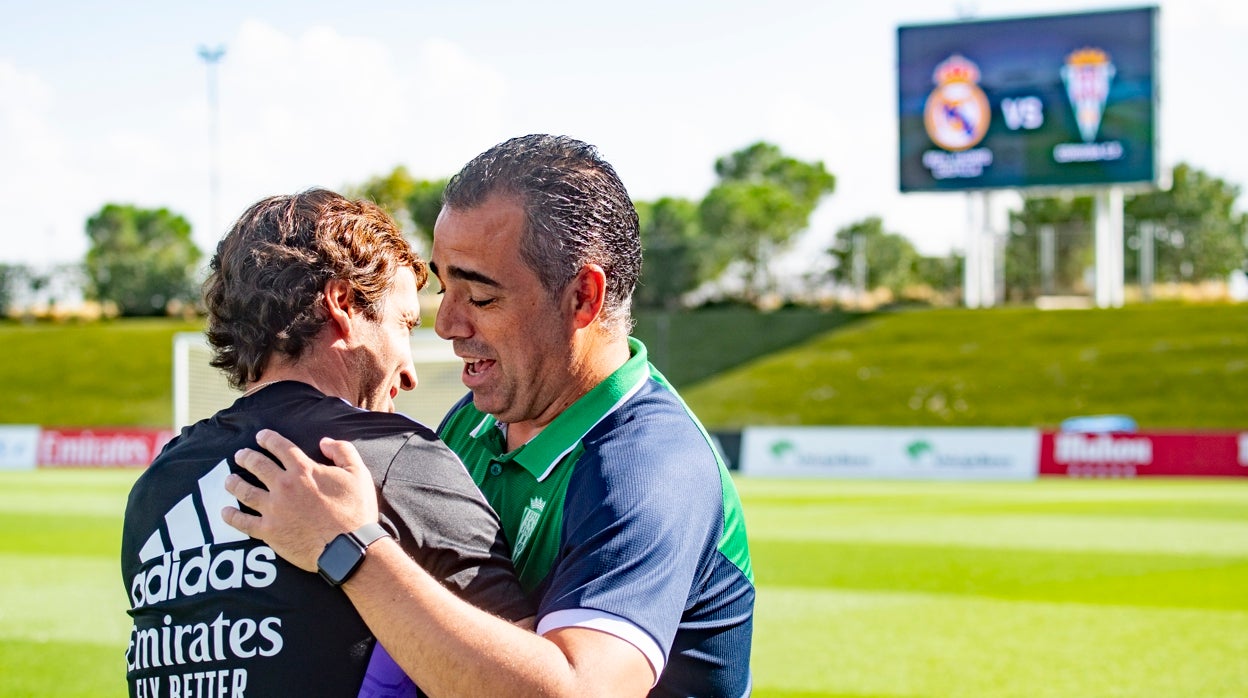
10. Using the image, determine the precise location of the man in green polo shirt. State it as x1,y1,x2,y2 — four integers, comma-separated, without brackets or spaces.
224,134,755,696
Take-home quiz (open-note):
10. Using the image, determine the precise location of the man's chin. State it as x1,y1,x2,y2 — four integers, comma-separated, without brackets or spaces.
470,393,504,420
361,395,396,413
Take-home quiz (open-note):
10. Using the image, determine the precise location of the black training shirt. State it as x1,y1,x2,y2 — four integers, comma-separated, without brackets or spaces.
121,381,531,697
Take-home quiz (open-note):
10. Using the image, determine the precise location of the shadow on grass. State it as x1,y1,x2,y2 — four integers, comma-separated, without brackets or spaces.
633,306,873,389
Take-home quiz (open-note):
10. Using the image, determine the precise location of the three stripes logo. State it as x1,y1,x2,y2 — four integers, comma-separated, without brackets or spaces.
128,460,279,609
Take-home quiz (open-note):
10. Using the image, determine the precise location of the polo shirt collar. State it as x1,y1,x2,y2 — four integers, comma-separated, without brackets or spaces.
491,337,651,482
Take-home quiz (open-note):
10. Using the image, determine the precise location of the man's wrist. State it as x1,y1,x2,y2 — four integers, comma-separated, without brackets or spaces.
316,522,390,586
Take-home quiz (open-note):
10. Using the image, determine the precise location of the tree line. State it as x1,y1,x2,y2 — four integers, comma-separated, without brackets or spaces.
2,146,1244,317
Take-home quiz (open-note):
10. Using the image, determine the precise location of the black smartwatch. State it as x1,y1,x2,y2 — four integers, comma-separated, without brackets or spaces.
316,522,390,587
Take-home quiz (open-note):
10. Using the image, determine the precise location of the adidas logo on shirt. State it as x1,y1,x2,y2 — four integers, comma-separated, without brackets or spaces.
128,460,278,609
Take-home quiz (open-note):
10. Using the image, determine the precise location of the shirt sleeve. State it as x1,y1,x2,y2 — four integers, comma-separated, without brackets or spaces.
358,428,535,622
534,410,725,664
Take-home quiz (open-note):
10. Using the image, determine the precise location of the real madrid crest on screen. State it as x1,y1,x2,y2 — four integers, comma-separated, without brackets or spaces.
923,54,990,152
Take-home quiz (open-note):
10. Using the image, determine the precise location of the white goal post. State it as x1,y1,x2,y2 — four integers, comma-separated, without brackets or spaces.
173,330,467,430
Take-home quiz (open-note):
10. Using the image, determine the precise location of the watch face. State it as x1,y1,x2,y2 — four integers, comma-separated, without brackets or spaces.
318,533,364,586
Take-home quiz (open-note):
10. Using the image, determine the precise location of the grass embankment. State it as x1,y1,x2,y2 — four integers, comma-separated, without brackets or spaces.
679,303,1248,429
0,318,201,427
0,303,1244,429
2,470,1245,697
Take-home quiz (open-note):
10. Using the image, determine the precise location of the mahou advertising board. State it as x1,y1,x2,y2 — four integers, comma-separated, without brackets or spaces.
1040,430,1248,478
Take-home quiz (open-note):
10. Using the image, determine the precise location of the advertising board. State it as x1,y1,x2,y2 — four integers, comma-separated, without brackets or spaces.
1040,430,1248,477
37,428,175,468
0,425,40,471
741,426,1039,480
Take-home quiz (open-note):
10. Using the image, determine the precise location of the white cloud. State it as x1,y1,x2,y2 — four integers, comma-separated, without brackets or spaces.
3,0,1247,272
0,60,90,264
189,24,513,250
401,38,513,171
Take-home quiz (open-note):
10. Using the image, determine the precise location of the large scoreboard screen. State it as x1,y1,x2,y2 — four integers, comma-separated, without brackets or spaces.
898,7,1157,192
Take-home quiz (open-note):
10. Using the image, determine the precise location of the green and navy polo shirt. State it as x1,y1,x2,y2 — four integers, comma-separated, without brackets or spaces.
438,338,754,697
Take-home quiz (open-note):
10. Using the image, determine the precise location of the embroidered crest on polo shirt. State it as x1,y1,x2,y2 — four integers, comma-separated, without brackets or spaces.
513,497,546,559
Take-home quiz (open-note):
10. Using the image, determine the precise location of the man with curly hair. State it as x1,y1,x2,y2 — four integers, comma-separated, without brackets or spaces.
120,189,531,697
223,137,755,697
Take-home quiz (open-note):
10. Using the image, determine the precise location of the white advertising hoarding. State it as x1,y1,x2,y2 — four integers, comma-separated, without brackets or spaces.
741,426,1040,480
0,425,40,471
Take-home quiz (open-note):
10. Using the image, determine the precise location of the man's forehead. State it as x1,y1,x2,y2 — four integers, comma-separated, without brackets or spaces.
434,193,525,237
431,199,526,279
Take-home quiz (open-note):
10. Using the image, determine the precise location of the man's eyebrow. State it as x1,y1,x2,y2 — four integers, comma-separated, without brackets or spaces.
429,262,501,288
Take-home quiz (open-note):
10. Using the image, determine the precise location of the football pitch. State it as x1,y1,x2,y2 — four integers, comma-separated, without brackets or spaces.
2,470,1245,697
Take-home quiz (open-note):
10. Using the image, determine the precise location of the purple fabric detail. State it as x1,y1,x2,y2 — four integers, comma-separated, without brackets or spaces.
357,643,419,698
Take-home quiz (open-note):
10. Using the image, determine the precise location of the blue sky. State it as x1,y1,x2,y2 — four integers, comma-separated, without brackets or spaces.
3,0,1245,271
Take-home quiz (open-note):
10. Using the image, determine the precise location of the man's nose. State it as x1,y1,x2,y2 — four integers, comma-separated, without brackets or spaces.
399,365,417,392
434,301,464,340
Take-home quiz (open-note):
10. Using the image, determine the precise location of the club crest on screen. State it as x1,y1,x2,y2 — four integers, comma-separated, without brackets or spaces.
923,54,991,152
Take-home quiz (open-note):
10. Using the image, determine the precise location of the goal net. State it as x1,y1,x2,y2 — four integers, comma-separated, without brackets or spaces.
173,330,467,430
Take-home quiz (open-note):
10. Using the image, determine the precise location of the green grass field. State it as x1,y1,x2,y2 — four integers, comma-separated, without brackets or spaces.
3,469,1245,697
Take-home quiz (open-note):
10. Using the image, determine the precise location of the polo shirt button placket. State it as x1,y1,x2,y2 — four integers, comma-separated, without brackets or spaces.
489,461,503,477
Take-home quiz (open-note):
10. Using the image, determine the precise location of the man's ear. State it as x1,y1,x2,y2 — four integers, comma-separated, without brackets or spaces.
568,264,607,330
323,278,355,338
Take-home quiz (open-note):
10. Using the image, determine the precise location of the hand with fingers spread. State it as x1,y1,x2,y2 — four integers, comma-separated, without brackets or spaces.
223,428,379,572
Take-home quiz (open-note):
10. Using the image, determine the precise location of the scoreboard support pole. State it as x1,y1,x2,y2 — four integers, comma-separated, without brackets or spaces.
1094,186,1125,308
964,191,999,309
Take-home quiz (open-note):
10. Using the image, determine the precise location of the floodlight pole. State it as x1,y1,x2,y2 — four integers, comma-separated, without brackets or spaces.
198,45,226,238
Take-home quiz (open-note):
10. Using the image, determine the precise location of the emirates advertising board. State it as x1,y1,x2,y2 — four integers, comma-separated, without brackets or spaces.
37,428,174,468
898,6,1158,192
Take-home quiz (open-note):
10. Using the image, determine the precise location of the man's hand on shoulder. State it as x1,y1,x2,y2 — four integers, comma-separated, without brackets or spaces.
222,429,379,572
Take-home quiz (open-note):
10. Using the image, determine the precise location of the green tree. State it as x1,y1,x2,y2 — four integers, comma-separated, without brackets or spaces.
699,142,836,302
84,204,202,316
635,197,702,309
348,166,447,246
406,178,448,241
349,165,416,220
1124,163,1247,282
0,264,27,316
915,253,964,299
1006,163,1247,299
1006,195,1095,298
828,217,922,295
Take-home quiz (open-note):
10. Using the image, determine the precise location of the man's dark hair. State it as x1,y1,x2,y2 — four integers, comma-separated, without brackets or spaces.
442,134,641,337
204,188,426,389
